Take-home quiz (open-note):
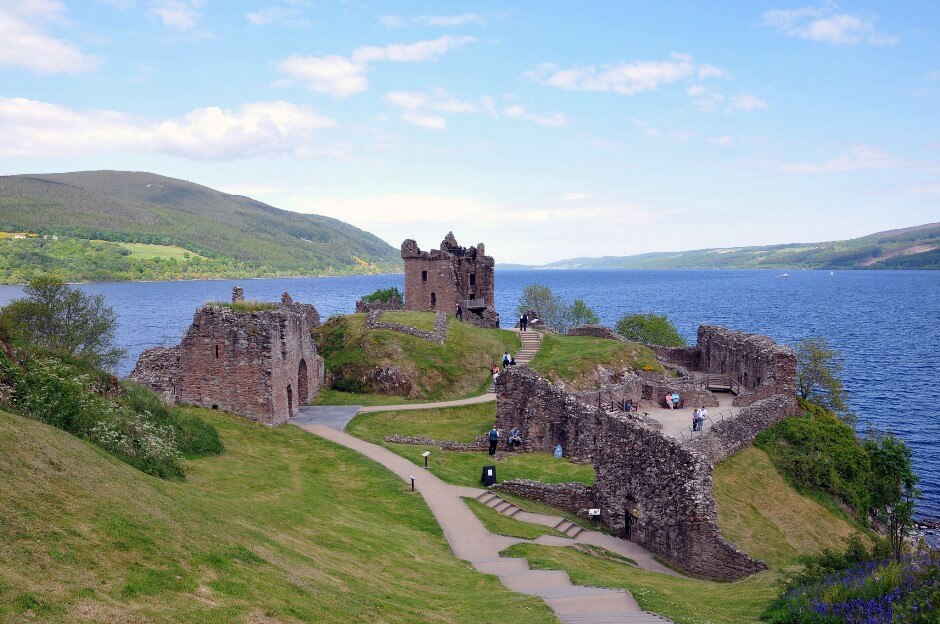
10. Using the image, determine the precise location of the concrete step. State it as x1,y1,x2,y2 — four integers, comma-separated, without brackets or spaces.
565,524,584,538
500,570,572,592
507,506,522,518
554,518,573,531
546,591,638,615
473,557,531,575
562,613,674,623
493,501,513,513
476,492,498,505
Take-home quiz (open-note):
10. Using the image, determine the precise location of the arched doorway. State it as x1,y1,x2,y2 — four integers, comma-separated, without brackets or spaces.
297,359,309,404
430,292,437,309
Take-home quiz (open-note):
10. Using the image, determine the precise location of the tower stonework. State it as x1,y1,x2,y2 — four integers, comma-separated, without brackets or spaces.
401,232,499,328
129,289,324,426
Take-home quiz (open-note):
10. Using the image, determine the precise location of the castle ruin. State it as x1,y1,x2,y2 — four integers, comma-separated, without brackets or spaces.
495,325,799,580
401,232,499,328
129,288,324,426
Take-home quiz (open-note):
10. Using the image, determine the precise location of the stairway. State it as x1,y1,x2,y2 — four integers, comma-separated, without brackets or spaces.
490,330,542,393
475,491,584,538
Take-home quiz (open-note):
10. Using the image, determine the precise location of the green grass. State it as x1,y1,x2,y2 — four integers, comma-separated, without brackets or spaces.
529,333,663,390
346,402,497,443
213,300,278,313
463,498,566,539
313,314,520,401
378,310,436,331
503,543,779,624
312,388,417,406
115,242,205,260
0,408,555,623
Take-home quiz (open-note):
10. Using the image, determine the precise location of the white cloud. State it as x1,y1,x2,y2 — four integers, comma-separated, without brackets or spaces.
0,97,336,160
275,35,475,97
247,4,309,27
401,111,446,130
762,6,899,46
561,192,592,201
727,93,767,112
528,53,725,95
502,104,568,127
708,135,735,148
148,0,204,31
0,1,101,74
385,91,428,110
384,89,478,128
381,13,485,29
902,184,940,196
779,145,901,173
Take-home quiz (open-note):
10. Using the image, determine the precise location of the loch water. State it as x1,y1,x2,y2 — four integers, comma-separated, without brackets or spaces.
1,269,937,518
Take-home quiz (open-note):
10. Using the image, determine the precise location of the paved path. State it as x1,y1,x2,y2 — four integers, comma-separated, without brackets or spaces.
291,410,676,623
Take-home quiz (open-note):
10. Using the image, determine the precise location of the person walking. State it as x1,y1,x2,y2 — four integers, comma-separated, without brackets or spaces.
456,304,463,321
520,313,528,332
488,424,500,455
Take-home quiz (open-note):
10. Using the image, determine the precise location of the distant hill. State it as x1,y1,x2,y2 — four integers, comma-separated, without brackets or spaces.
0,171,401,283
501,223,940,271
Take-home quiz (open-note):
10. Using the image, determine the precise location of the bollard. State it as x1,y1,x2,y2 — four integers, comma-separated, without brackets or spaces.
410,476,415,491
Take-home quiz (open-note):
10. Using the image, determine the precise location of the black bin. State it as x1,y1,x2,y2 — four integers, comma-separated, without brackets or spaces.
480,465,496,486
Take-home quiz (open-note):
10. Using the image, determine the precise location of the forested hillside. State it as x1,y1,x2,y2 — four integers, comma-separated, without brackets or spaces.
0,171,401,283
508,222,940,270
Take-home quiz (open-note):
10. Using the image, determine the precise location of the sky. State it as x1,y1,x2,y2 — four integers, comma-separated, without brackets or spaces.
0,1,938,264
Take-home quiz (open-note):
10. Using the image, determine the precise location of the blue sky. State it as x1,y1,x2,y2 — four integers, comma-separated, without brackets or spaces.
0,1,937,263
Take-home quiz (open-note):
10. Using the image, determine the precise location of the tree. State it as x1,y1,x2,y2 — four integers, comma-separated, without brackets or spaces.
0,275,125,370
614,313,686,347
795,337,849,418
569,299,600,327
864,431,919,563
361,286,403,303
516,284,572,332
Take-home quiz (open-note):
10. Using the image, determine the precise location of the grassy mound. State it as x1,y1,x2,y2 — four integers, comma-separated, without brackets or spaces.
378,310,436,331
346,402,595,488
529,333,663,390
0,409,554,623
313,313,520,402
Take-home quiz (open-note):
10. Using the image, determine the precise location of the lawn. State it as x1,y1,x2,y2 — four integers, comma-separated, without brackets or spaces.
529,333,663,390
312,314,520,401
378,310,436,331
345,403,596,488
463,498,566,540
0,409,556,623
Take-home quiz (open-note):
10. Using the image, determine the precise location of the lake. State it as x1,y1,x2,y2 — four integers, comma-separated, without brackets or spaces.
1,269,937,518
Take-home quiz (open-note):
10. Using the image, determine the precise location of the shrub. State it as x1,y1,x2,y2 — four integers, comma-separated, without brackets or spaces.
361,287,403,304
614,313,686,347
120,381,224,458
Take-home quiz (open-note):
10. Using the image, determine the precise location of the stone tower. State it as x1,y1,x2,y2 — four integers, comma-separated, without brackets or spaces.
401,232,499,328
129,288,324,426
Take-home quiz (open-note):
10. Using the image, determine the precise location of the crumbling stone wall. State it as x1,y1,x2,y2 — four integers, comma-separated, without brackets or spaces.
355,297,404,314
383,433,489,452
688,394,798,465
649,345,701,371
129,289,324,426
493,480,596,518
364,310,448,344
567,325,626,342
401,232,499,328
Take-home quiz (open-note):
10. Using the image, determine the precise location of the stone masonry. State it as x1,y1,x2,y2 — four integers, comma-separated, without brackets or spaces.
401,232,499,328
129,288,324,426
495,324,800,581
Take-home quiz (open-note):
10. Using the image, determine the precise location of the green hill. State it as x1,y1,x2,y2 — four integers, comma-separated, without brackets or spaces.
0,408,553,623
505,222,940,270
0,171,402,283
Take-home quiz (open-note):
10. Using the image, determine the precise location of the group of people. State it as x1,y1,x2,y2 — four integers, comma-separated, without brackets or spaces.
663,392,681,409
692,406,709,431
491,351,517,395
487,424,523,455
518,313,529,331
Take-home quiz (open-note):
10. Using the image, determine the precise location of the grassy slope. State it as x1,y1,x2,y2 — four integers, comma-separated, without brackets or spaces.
498,446,866,624
346,402,595,488
116,242,206,260
464,499,566,540
379,310,436,331
529,333,663,390
0,171,401,278
313,314,521,402
0,409,555,624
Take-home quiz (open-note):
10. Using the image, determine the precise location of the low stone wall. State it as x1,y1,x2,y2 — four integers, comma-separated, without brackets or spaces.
641,380,719,408
128,346,181,403
492,479,596,518
364,310,448,344
688,394,799,465
462,307,500,329
567,325,626,341
355,297,404,314
650,345,701,371
383,434,488,452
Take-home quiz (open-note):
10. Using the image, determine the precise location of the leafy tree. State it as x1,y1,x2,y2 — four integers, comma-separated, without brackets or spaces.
0,275,125,370
864,431,919,563
361,286,403,304
614,313,686,347
795,337,849,418
516,284,571,332
569,299,600,327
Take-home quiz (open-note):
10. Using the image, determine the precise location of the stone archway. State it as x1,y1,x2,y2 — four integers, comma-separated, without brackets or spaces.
297,359,309,404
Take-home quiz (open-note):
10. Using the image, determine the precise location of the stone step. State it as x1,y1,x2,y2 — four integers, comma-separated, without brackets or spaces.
565,524,584,538
500,570,572,592
473,557,531,575
554,518,573,531
493,501,513,513
506,506,522,518
476,492,498,504
545,592,638,615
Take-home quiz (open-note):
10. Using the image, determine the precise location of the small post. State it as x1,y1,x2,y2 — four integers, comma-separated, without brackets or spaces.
422,450,430,468
410,476,416,491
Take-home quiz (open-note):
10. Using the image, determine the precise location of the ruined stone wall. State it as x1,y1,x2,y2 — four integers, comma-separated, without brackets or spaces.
128,346,181,403
401,233,496,320
492,480,596,518
130,291,324,426
355,297,403,314
496,366,609,464
688,394,799,465
364,310,448,344
595,415,767,580
649,345,701,371
567,325,626,342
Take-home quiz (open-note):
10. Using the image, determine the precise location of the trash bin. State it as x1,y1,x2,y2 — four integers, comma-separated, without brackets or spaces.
480,465,496,486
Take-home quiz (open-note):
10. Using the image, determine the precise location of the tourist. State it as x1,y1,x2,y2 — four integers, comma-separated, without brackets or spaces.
488,424,500,455
456,304,463,321
672,393,681,409
492,364,500,395
664,393,674,409
509,356,516,366
699,406,708,429
508,428,523,451
692,408,701,431
520,313,528,332
502,351,511,368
